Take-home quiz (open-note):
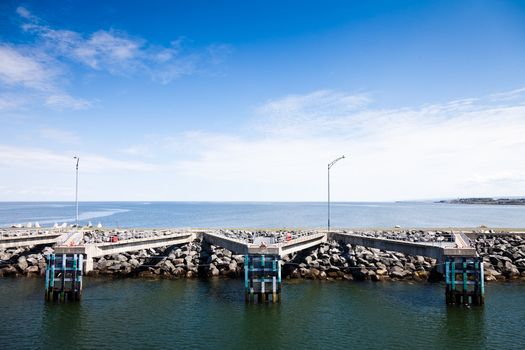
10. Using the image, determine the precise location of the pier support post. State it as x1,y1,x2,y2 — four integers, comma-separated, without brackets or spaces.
244,254,281,303
84,254,94,273
444,256,484,306
45,253,83,302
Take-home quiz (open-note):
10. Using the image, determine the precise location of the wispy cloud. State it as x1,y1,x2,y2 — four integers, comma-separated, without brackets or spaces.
0,44,91,110
0,44,55,90
489,86,525,102
0,144,158,173
0,93,27,111
22,20,144,74
17,6,230,83
0,7,231,112
2,87,522,201
255,90,372,136
45,93,92,110
152,89,525,200
38,127,81,144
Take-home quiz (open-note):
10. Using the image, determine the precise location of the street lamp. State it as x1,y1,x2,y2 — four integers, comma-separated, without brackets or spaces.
73,156,80,228
328,155,345,233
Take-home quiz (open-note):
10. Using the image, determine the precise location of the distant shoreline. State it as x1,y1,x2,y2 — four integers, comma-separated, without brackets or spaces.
437,198,525,205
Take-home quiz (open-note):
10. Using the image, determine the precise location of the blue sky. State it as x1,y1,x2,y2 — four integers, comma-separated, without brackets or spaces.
1,0,525,201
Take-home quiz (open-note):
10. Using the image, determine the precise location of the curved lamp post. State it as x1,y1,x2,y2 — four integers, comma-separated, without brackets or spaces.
73,156,80,227
328,155,345,233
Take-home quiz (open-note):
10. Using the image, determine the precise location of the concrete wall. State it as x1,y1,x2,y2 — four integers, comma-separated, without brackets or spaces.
331,232,448,261
203,232,249,255
0,233,64,249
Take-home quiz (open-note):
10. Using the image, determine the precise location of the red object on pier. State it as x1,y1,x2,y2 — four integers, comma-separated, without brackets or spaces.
111,236,118,242
286,233,292,241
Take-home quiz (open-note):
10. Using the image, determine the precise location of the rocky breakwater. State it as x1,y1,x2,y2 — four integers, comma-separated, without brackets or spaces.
89,239,244,278
90,240,201,278
82,228,182,243
0,228,61,238
282,239,437,282
343,229,453,243
0,246,54,277
201,240,244,277
476,234,525,281
211,229,318,243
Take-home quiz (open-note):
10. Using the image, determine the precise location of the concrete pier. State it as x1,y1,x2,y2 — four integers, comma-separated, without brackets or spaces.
0,226,493,305
330,231,477,269
203,231,327,257
55,232,195,272
0,231,66,249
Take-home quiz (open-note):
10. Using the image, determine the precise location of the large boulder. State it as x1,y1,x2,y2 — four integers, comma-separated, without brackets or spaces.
163,260,176,273
0,266,18,276
351,267,368,281
209,265,220,277
26,265,39,274
390,266,409,279
310,268,321,279
17,256,28,271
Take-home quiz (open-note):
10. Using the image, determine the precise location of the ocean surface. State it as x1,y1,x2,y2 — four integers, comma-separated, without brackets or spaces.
0,278,524,350
1,201,525,228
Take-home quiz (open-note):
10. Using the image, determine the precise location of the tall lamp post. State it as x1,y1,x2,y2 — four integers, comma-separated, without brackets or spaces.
74,156,80,228
328,155,345,233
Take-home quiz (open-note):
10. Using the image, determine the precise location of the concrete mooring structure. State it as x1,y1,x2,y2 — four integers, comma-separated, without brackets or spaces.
445,257,484,306
45,253,83,302
244,254,281,303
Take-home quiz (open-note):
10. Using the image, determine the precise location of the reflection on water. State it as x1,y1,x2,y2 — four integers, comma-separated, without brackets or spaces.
444,306,486,349
1,278,524,349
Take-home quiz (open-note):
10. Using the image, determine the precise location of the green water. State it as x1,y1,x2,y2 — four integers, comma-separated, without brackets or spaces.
0,278,524,349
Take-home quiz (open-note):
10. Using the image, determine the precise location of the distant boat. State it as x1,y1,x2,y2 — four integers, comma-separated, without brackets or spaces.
97,222,102,228
87,221,93,228
35,222,41,228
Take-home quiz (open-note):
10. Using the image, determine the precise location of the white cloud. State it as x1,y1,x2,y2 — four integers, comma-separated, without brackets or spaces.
0,93,27,111
17,7,228,82
0,145,158,173
0,45,53,90
150,55,198,84
21,19,143,74
82,31,140,65
60,88,522,201
38,127,81,144
255,90,372,136
489,86,525,102
15,6,34,20
162,90,525,201
0,7,231,113
0,44,91,111
1,88,524,201
45,93,92,110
